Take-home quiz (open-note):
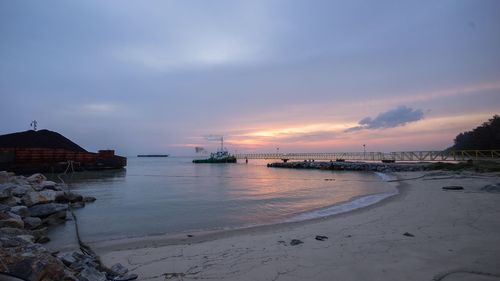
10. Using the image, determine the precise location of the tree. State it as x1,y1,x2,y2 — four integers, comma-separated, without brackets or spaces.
451,115,500,150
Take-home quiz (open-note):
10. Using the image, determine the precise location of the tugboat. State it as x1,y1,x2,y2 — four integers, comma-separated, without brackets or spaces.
192,136,236,163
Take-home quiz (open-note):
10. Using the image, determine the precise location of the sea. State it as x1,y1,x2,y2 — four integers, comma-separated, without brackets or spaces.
46,156,397,248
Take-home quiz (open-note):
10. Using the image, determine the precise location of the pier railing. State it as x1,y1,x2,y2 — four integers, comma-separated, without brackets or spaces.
234,150,500,162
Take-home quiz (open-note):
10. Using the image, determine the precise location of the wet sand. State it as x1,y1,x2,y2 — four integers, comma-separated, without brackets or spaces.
98,171,500,281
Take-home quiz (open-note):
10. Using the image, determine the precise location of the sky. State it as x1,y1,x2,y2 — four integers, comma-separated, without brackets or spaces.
1,0,499,156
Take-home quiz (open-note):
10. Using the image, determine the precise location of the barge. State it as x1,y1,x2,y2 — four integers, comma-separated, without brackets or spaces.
0,130,126,174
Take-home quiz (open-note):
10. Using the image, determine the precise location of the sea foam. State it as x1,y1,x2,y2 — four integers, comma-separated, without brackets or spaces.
287,172,398,222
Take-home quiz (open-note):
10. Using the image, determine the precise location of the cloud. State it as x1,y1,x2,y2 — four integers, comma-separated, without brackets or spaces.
346,106,424,132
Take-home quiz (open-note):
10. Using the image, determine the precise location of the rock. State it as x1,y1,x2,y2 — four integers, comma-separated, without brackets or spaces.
60,252,78,267
22,190,59,206
26,173,47,184
0,203,10,212
42,210,67,225
29,203,68,218
0,196,21,206
0,236,23,248
0,212,24,229
56,192,83,203
0,183,13,199
23,217,42,229
442,186,464,190
0,211,15,220
403,232,415,237
69,254,100,272
0,234,77,281
12,177,29,186
82,196,96,203
16,234,35,243
0,218,24,229
36,236,50,243
31,228,48,241
110,263,129,275
315,235,329,241
40,180,57,190
481,183,500,193
77,266,107,281
11,184,32,196
70,201,85,209
10,205,30,217
0,227,30,236
290,239,303,246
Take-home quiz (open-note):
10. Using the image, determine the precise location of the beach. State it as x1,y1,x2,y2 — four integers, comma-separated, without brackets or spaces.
98,171,500,281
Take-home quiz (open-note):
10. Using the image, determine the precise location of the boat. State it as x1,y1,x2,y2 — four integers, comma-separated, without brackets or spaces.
192,136,236,163
137,154,169,157
193,150,237,163
0,130,127,174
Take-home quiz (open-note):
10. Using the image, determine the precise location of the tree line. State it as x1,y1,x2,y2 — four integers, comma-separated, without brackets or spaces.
450,115,500,150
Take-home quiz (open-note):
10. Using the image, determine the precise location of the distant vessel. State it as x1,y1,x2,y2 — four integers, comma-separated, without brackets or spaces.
137,154,169,157
193,136,236,163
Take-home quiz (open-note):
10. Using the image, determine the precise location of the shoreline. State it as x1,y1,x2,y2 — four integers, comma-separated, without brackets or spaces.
99,171,500,280
86,172,400,253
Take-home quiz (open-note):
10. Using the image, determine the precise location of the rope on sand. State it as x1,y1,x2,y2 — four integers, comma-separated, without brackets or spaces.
57,161,121,277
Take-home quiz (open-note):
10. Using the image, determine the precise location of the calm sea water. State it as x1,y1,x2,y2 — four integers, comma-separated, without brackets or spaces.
47,157,396,247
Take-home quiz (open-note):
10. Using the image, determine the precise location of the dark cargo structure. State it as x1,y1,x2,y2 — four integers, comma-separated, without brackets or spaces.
0,130,126,174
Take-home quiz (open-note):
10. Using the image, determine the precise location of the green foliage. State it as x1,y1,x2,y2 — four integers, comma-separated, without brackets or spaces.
451,115,500,150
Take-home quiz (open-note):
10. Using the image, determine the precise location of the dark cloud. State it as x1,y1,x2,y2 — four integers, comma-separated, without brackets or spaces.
346,106,424,132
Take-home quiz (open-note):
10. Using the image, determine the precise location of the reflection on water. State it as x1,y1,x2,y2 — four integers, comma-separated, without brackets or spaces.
46,168,127,184
47,157,395,248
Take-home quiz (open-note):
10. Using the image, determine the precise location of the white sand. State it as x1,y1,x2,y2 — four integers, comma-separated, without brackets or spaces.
98,171,500,281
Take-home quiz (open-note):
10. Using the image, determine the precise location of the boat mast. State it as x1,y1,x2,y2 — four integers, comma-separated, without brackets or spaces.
221,136,224,152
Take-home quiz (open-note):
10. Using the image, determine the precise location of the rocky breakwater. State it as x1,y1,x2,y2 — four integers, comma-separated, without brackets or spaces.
0,171,136,281
267,160,431,173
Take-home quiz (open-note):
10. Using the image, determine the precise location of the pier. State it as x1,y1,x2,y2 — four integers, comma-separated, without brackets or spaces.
235,150,500,162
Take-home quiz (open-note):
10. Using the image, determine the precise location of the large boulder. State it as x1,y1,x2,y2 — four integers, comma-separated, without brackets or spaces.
22,190,59,206
23,216,42,229
55,192,83,203
31,227,48,242
10,205,30,217
77,266,106,281
0,233,77,281
40,180,57,190
0,227,30,236
0,183,13,199
0,212,24,229
11,184,32,197
0,218,24,229
0,196,21,207
28,203,68,218
42,211,67,226
26,173,47,184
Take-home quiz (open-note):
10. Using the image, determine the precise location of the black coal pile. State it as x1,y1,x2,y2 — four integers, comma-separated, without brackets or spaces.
0,130,87,152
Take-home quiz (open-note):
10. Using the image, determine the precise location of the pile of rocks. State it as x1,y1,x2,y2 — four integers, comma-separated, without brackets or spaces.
0,171,95,243
268,161,431,173
0,171,136,281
